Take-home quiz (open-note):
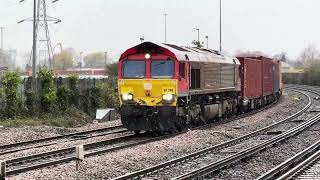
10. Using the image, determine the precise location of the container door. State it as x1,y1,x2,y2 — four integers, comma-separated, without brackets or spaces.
273,63,279,93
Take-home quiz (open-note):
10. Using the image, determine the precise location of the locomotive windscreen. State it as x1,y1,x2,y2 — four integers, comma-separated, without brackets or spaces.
151,60,174,78
122,60,145,78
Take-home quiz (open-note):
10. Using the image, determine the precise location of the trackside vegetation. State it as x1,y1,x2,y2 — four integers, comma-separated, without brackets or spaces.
283,62,320,86
0,68,119,128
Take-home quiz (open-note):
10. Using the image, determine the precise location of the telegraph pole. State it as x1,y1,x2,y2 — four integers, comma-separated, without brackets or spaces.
32,0,37,82
164,13,168,43
0,27,4,50
219,0,222,51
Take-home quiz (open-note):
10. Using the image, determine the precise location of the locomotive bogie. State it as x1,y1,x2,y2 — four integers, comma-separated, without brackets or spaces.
120,105,180,132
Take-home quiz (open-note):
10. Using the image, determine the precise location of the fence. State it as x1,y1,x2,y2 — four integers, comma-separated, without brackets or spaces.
0,76,119,117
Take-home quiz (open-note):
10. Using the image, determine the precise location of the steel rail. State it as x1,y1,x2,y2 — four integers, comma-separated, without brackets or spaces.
173,113,320,180
112,89,311,180
278,150,320,180
257,140,320,180
5,134,136,176
3,92,282,177
0,124,125,150
5,99,277,177
0,128,128,156
3,88,303,177
5,131,188,176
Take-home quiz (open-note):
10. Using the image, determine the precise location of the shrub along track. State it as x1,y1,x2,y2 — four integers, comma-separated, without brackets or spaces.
2,89,284,177
112,88,315,180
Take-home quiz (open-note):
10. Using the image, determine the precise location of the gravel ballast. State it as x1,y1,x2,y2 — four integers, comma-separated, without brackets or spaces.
7,90,308,180
210,116,320,180
0,120,122,145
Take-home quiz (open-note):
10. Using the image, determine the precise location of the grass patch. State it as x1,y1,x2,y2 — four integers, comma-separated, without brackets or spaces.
0,107,92,128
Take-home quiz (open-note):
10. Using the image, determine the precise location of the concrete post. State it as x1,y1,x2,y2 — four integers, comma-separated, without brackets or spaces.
76,145,84,171
0,160,6,180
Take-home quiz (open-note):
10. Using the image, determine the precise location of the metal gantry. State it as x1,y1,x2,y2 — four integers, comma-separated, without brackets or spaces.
18,0,61,80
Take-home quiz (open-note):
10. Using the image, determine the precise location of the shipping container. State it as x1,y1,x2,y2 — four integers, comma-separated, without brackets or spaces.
237,57,263,99
272,60,280,94
261,57,274,96
279,61,282,91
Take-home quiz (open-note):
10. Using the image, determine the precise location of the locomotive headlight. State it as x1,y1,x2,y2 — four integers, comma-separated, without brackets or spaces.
122,93,133,101
145,53,151,59
162,94,174,103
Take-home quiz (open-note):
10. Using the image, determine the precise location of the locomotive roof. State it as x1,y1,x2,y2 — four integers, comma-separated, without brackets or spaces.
120,42,240,65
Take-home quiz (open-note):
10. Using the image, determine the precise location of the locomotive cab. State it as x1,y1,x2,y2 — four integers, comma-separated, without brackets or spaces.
118,42,183,132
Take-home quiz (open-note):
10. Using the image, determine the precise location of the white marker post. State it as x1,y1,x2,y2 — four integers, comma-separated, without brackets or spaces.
0,160,6,180
76,145,84,171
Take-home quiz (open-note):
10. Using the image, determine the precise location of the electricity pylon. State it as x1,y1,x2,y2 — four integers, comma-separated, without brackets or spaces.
19,0,61,74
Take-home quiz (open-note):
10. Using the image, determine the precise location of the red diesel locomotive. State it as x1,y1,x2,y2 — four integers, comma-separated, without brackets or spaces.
118,42,282,133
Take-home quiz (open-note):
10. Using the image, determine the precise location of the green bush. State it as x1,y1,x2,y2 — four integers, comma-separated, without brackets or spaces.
2,72,22,118
0,88,3,97
89,86,102,116
57,85,72,111
69,74,79,106
98,82,120,110
283,62,320,86
38,68,57,112
24,77,36,114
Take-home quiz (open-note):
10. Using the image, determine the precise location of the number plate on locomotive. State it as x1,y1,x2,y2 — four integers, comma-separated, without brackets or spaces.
162,88,174,94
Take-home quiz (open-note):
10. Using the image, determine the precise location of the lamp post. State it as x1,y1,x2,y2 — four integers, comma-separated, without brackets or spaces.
104,51,108,75
164,13,168,43
205,35,209,49
140,37,144,43
219,0,222,51
196,28,200,44
79,52,83,72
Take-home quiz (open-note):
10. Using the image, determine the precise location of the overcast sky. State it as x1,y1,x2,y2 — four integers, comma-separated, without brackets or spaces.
1,0,320,64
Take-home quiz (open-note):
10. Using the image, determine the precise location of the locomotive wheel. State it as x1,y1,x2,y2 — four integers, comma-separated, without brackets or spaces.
134,130,141,135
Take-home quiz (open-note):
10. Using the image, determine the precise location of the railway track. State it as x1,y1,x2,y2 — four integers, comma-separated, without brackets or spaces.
0,124,128,156
254,85,320,180
257,140,320,180
112,88,315,180
2,88,286,177
287,151,320,180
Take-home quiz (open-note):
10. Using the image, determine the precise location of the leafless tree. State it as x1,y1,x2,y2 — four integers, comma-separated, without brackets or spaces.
298,45,320,66
274,52,288,63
